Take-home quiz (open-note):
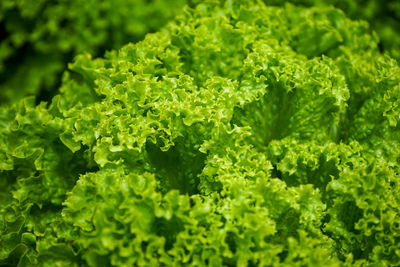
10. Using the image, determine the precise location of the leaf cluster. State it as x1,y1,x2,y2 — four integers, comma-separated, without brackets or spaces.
1,0,399,266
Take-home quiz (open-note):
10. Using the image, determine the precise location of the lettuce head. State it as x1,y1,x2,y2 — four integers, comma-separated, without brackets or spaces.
1,0,399,266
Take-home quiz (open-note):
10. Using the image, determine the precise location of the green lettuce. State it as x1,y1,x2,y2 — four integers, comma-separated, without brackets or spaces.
0,0,187,105
1,0,399,266
1,0,399,107
264,0,400,61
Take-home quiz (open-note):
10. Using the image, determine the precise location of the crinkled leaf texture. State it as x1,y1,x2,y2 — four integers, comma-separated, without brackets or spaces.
264,0,400,61
0,0,187,105
1,0,400,266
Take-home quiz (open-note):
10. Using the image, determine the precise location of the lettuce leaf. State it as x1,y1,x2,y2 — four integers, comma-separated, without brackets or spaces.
1,0,399,266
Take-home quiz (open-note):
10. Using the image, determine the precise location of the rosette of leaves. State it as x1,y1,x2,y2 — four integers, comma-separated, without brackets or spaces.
1,0,399,266
0,0,187,106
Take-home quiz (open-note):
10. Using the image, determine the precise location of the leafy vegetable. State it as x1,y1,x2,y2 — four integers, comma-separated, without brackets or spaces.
1,0,398,107
1,0,399,266
0,0,187,105
264,0,400,61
